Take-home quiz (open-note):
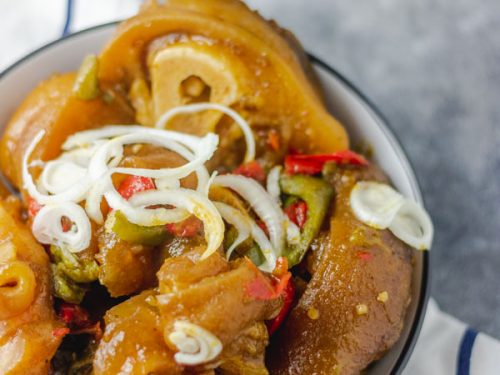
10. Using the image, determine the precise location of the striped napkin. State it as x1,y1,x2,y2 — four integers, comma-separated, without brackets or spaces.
405,299,500,375
0,1,499,374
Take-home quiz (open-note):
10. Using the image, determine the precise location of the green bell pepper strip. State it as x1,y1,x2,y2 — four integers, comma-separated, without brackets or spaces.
280,174,333,266
73,54,100,100
50,245,99,283
105,211,169,246
51,264,86,304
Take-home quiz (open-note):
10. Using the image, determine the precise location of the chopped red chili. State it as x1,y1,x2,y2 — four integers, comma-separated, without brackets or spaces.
285,150,368,175
28,197,43,218
166,216,202,237
266,277,295,335
117,175,156,200
267,129,281,151
58,302,91,328
61,216,73,233
246,271,291,301
233,161,266,184
284,200,308,229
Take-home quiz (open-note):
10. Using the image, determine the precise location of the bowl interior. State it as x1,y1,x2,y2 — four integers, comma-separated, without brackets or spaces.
0,24,428,374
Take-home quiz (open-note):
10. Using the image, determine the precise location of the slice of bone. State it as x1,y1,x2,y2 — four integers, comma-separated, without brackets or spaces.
150,43,247,136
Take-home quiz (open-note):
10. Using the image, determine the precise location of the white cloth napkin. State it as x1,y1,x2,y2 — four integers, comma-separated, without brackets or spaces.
405,299,500,374
0,1,499,374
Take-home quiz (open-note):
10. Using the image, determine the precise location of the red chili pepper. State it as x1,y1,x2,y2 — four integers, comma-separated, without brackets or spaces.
166,216,202,237
266,277,296,335
117,175,156,200
58,302,91,328
233,161,266,184
284,200,308,229
267,130,281,151
285,150,368,175
52,327,70,338
28,197,43,218
245,271,291,301
61,216,73,233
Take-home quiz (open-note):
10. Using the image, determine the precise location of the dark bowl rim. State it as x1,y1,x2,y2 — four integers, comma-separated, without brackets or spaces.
0,21,430,375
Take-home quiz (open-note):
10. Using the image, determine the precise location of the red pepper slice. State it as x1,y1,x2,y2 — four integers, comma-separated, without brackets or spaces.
28,197,43,218
117,175,156,200
58,302,91,328
285,150,368,175
233,161,266,184
266,277,296,335
284,200,308,229
245,270,291,301
166,216,202,237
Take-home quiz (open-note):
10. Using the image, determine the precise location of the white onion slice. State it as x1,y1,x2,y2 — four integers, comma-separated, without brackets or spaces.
110,133,218,180
155,178,181,191
127,189,224,259
266,166,282,205
214,174,285,255
350,181,404,229
40,160,87,195
22,131,92,204
248,220,276,273
167,321,222,366
389,200,434,250
285,217,301,245
105,189,190,227
155,103,255,162
214,202,251,260
214,202,276,272
63,125,203,152
203,171,218,197
350,181,434,250
60,141,106,167
32,202,91,252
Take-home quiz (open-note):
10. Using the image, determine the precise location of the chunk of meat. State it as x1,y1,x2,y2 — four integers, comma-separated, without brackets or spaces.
95,250,280,374
218,322,269,375
93,291,182,375
0,201,64,374
267,165,413,375
157,255,281,348
96,229,158,297
0,73,134,189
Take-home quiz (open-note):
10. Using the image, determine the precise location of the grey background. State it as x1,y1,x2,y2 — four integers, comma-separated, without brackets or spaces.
1,0,499,339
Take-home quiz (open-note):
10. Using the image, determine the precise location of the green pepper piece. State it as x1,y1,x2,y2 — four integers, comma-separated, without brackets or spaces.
51,264,86,304
50,245,99,283
280,174,333,266
106,211,168,246
244,244,266,266
73,54,100,100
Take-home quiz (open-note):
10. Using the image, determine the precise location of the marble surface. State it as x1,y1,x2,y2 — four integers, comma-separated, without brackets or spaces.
1,0,499,339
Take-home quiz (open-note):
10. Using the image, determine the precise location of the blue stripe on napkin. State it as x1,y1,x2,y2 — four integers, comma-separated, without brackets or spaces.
457,327,478,375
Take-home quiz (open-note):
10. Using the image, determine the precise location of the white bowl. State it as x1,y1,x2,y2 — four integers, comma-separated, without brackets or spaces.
0,23,429,375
